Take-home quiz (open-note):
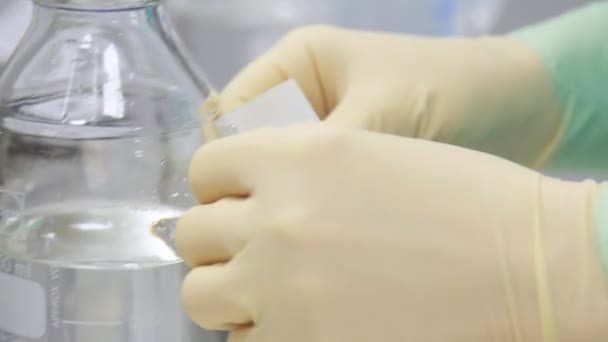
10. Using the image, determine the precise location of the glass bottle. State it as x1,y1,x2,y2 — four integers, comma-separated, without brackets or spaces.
0,1,223,341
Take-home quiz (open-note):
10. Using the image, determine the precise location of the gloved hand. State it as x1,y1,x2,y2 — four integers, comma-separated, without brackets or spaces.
216,27,559,168
216,2,608,175
176,123,608,341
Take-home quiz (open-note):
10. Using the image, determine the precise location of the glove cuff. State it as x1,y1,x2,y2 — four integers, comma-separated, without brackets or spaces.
511,3,608,176
538,177,608,337
594,183,608,281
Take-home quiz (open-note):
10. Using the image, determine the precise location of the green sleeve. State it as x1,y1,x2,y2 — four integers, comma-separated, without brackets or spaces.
511,2,608,176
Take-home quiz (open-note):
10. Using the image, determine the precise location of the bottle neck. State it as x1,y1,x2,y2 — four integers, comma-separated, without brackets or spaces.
29,0,164,30
33,0,161,11
14,0,214,102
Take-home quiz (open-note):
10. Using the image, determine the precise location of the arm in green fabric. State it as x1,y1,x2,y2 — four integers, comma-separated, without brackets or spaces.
511,2,608,176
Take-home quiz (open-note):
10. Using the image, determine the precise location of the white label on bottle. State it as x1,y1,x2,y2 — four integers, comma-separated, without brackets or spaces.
214,79,319,137
0,271,46,338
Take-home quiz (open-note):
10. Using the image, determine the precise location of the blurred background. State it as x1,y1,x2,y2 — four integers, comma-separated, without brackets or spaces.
0,0,593,89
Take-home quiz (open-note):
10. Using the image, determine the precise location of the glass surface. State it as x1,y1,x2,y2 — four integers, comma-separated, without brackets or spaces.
34,0,162,10
0,0,214,266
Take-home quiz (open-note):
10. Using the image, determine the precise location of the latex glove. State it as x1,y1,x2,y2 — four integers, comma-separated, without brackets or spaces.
216,3,608,175
217,28,558,168
176,123,608,342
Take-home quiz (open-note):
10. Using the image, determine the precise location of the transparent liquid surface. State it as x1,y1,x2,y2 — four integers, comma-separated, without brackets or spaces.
0,201,182,268
0,86,202,270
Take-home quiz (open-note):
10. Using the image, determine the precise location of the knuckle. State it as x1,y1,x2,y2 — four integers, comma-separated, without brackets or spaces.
181,270,209,325
280,25,339,46
259,205,316,249
174,207,202,265
291,124,349,162
187,145,210,191
181,269,231,331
